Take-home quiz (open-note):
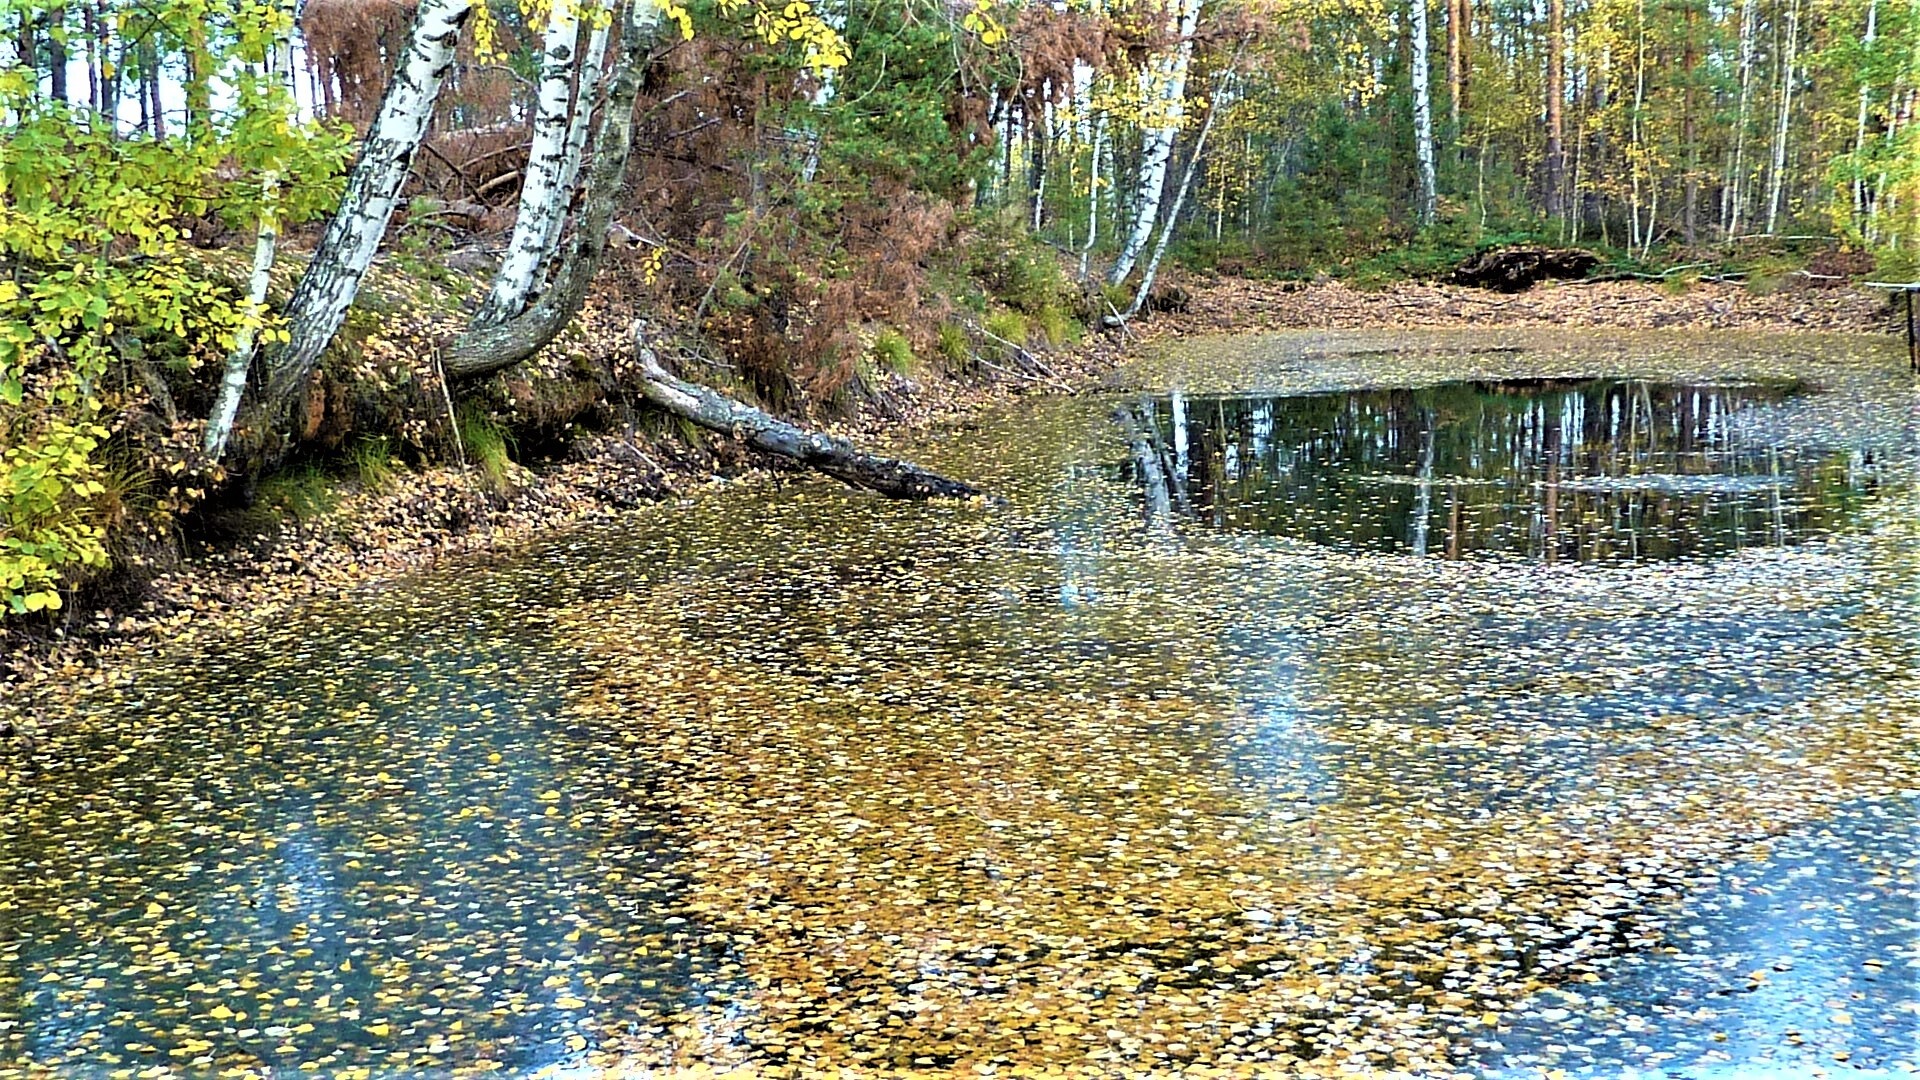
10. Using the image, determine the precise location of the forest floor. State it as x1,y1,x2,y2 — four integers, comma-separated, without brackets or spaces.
0,274,1900,732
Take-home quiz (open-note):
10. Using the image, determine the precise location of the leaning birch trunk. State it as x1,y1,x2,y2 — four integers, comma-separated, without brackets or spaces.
205,172,281,459
537,11,613,262
1123,67,1227,320
1765,0,1800,235
631,322,979,500
262,0,475,408
442,0,660,378
204,22,297,460
1106,0,1201,286
1409,0,1438,226
473,0,587,326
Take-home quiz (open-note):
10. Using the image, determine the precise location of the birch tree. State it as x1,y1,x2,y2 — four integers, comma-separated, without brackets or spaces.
473,0,599,327
261,0,476,409
1409,0,1437,225
1124,65,1229,318
1765,0,1801,234
1107,0,1202,286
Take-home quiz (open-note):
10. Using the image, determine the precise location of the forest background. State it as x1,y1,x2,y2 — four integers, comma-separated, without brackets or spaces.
1,0,1914,635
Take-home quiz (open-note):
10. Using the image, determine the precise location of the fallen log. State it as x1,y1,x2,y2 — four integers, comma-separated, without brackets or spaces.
631,322,982,501
1448,246,1600,292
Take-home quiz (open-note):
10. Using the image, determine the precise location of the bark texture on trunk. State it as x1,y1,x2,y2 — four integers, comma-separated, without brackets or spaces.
473,0,587,326
443,0,659,379
631,323,980,501
263,0,475,408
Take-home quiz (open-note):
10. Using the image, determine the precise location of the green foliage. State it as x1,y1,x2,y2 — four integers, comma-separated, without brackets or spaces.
1032,306,1079,348
256,464,340,525
984,310,1030,351
0,420,111,613
966,210,1074,315
0,2,348,618
936,323,972,367
345,436,401,490
870,329,916,375
457,407,517,496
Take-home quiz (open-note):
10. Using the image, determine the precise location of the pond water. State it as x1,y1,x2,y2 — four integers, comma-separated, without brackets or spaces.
1119,378,1883,561
4,329,1917,1078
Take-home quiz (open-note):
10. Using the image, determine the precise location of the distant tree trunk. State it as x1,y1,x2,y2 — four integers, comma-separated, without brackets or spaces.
261,0,476,410
443,0,664,379
1680,1,1698,243
143,40,163,137
1410,0,1438,225
1446,0,1463,135
1765,0,1800,234
1078,110,1106,281
474,0,590,326
1725,0,1757,234
46,5,65,104
19,13,35,98
1108,0,1201,286
1853,0,1879,228
1544,0,1565,220
1125,66,1230,319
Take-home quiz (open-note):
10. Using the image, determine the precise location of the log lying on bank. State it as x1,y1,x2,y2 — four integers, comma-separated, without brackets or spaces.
1448,246,1600,292
631,323,982,501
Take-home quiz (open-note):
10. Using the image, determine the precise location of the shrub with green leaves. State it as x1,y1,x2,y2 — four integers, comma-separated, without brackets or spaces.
0,1,347,617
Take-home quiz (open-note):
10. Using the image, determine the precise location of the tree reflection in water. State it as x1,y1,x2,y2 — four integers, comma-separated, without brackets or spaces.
1119,378,1884,561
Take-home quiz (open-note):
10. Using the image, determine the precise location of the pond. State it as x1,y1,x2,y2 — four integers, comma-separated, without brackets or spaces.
3,329,1916,1077
1116,378,1882,561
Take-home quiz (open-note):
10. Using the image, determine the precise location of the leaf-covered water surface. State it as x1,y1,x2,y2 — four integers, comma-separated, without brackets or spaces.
4,329,1917,1078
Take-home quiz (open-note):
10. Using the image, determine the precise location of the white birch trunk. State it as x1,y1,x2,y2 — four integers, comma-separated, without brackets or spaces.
264,0,475,407
475,0,587,326
205,173,281,459
1410,0,1438,225
1107,0,1201,286
1853,0,1879,226
442,0,668,378
1124,68,1226,319
1725,0,1757,234
1079,111,1105,281
1765,0,1800,235
204,17,299,459
536,10,612,270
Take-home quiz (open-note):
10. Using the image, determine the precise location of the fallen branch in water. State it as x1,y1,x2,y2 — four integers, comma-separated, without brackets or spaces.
630,321,982,501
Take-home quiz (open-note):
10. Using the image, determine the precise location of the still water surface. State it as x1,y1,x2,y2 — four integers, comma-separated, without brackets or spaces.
3,329,1916,1077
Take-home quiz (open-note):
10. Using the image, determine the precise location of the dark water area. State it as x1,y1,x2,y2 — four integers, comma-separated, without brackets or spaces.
1120,378,1886,561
